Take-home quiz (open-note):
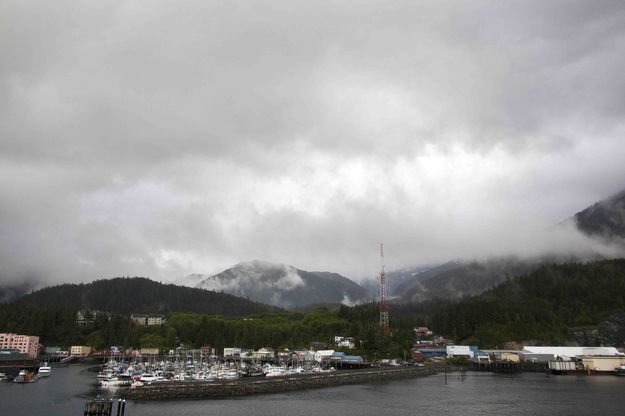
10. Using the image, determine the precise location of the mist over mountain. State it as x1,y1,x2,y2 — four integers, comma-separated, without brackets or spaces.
0,280,37,304
574,189,625,241
192,260,371,309
398,257,542,303
174,274,207,288
359,265,436,299
370,189,625,303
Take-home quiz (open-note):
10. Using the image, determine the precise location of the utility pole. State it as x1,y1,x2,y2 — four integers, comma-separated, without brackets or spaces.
379,243,390,336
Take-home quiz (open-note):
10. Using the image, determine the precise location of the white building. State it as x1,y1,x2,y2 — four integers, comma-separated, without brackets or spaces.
337,337,356,349
522,346,621,361
314,350,335,362
130,314,166,326
446,345,475,359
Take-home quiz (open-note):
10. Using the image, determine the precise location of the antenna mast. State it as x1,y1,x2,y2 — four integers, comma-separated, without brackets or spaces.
379,243,390,335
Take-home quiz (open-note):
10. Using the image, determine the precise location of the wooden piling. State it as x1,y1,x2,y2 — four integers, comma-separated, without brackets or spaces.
83,400,112,416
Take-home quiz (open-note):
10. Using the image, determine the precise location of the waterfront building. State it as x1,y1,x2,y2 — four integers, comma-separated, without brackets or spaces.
414,348,446,360
291,350,315,361
200,345,215,356
581,356,625,372
548,360,577,372
481,349,522,361
70,345,92,356
251,347,275,360
45,346,62,356
223,347,242,359
446,345,477,359
0,333,39,358
521,346,621,361
0,350,38,374
500,352,521,363
314,350,335,363
140,348,159,356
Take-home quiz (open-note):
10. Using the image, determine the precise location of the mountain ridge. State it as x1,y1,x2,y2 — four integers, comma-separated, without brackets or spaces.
193,260,371,309
573,189,625,241
12,277,278,316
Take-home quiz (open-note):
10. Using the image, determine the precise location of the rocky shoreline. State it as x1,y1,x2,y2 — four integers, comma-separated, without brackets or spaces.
121,366,442,400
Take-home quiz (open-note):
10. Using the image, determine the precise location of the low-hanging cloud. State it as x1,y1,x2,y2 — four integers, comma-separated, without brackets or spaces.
1,1,625,287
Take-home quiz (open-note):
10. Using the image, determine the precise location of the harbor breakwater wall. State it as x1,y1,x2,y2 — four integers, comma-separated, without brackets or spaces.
122,366,441,400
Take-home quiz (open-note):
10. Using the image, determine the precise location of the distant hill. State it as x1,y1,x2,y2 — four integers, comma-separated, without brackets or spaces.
398,257,542,303
574,189,625,240
430,259,625,347
0,281,37,304
387,189,625,303
13,277,277,316
193,260,371,309
388,265,438,297
341,265,438,300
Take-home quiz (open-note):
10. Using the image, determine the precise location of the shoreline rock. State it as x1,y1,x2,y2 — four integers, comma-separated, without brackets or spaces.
122,366,442,401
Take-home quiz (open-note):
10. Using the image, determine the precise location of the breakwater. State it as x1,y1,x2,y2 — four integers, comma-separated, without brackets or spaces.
122,366,440,400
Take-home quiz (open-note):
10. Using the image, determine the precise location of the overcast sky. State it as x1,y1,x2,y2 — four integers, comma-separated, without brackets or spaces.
1,0,625,286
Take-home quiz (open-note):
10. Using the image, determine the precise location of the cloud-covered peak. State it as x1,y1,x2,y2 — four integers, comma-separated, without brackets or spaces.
1,1,625,286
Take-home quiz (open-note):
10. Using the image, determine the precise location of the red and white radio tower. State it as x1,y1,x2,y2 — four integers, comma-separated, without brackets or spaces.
379,243,390,335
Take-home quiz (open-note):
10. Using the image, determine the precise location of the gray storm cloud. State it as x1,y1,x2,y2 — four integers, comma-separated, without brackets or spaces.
1,0,625,286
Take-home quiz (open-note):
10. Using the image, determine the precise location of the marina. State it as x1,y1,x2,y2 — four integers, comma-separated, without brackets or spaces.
2,364,625,415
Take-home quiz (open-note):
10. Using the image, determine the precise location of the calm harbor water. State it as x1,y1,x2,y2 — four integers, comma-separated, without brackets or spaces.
1,364,624,416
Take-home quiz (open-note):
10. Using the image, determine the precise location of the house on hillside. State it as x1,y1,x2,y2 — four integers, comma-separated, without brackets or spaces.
130,314,166,326
414,327,433,339
335,336,356,349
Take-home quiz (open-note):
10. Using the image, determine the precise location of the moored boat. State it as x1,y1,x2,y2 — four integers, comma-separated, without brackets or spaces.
99,375,132,388
264,367,287,378
13,369,38,383
38,362,52,377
